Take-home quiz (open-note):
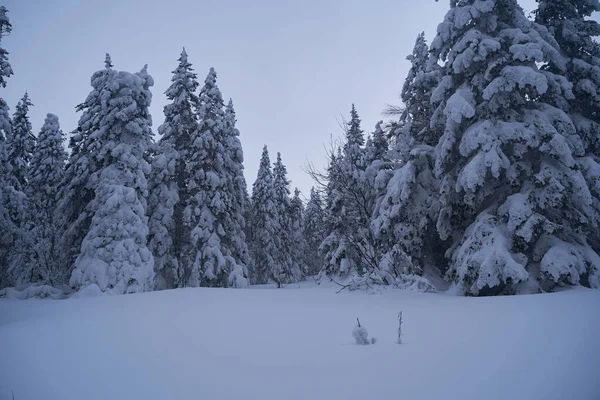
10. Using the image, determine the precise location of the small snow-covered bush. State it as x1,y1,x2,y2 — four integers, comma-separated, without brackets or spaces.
353,318,376,345
0,284,66,299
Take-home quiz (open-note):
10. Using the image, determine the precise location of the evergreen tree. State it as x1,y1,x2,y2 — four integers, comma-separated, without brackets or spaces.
185,68,248,288
303,187,326,276
429,0,598,295
343,104,365,164
0,7,12,90
147,48,199,289
534,0,600,124
4,92,34,275
534,0,600,255
222,99,251,286
56,55,117,283
248,146,278,284
400,32,440,146
289,187,307,278
371,32,443,289
69,66,155,294
371,137,440,287
320,148,352,278
0,6,14,288
9,114,67,286
7,92,35,192
272,152,300,285
320,105,375,281
364,121,389,166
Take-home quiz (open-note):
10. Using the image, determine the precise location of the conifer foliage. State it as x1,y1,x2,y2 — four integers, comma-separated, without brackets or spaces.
68,64,156,294
55,56,118,285
7,92,35,192
17,114,67,285
429,0,599,294
0,6,14,288
303,187,326,276
320,105,378,283
147,48,199,289
248,146,278,284
185,68,249,288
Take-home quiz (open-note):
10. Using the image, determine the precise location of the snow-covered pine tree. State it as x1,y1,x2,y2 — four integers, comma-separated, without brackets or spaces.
7,92,35,192
303,187,326,276
248,146,279,284
185,68,248,288
147,48,199,289
56,55,117,284
10,113,67,286
272,153,300,286
429,0,599,295
69,66,155,294
0,6,14,288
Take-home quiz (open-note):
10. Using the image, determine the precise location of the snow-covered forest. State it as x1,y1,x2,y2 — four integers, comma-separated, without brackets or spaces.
1,0,600,298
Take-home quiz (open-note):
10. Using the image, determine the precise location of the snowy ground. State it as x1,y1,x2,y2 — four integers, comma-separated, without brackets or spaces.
1,282,599,400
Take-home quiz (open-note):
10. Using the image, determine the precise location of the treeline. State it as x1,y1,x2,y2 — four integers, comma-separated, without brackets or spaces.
0,36,307,293
1,0,600,297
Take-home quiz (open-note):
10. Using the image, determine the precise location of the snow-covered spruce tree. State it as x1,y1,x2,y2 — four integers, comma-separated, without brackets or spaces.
0,6,11,89
248,146,279,284
366,121,434,288
400,32,441,147
147,48,199,289
534,0,600,124
371,32,443,290
320,105,377,284
185,68,249,288
363,121,394,226
271,153,301,286
371,137,440,289
430,0,599,295
290,187,307,277
9,114,67,286
7,92,35,192
3,93,34,276
0,6,14,288
534,0,600,256
303,187,326,276
343,104,366,166
56,55,117,284
69,66,155,294
319,149,349,278
222,99,251,287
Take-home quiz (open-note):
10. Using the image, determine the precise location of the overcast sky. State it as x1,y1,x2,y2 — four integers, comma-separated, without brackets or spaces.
3,0,538,198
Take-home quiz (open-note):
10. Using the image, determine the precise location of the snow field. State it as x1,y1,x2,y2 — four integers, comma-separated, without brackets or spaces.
1,283,599,400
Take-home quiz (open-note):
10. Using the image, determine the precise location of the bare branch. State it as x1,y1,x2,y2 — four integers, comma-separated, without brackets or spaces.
382,103,404,117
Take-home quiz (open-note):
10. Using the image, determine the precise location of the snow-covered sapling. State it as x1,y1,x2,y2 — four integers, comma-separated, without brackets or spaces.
353,318,376,345
397,311,403,344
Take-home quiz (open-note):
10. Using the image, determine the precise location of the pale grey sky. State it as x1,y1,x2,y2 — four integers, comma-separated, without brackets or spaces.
3,0,537,197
